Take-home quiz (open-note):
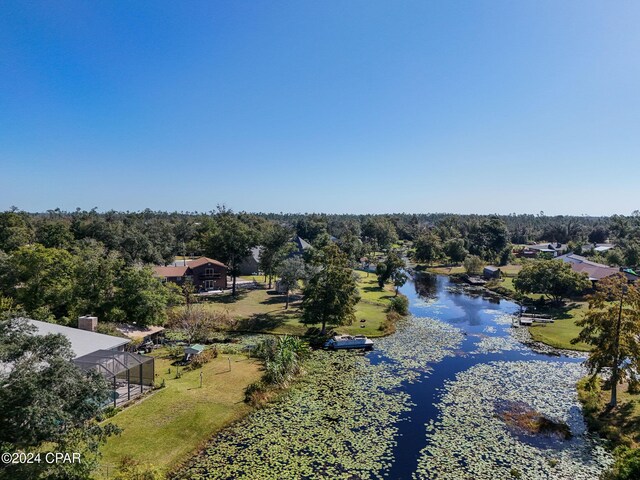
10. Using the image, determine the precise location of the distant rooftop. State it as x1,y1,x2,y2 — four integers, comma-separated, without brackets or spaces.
556,253,620,281
23,318,129,358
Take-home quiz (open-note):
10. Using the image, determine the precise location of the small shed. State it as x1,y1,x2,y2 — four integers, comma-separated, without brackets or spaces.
184,344,206,361
483,266,502,280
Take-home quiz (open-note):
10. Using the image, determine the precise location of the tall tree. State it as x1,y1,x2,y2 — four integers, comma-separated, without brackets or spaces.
277,257,306,309
1,244,75,321
572,274,640,408
362,217,398,252
414,231,442,265
468,216,509,261
0,210,33,253
514,260,591,304
114,266,169,327
0,317,119,480
259,223,292,288
301,244,359,334
443,238,468,264
205,209,258,296
375,250,405,289
71,240,124,321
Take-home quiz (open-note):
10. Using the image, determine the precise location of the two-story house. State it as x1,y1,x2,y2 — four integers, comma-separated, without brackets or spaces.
153,256,228,291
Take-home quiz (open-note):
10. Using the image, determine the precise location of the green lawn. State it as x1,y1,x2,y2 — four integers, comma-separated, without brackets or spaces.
425,265,466,275
194,270,393,337
528,302,591,351
98,349,262,476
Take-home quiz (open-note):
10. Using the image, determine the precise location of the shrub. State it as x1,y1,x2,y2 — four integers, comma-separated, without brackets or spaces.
188,348,215,370
464,255,483,276
254,336,309,387
166,345,185,359
603,447,640,480
244,380,268,405
387,294,409,316
379,311,401,334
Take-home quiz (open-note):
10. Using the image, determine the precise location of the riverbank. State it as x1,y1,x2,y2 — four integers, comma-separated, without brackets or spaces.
420,264,591,352
192,270,396,338
577,378,640,479
168,273,612,479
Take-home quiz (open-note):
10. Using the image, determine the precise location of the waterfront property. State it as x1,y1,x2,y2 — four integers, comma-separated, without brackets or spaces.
556,253,638,283
153,256,228,291
24,317,155,406
483,266,502,280
520,242,567,258
99,349,261,476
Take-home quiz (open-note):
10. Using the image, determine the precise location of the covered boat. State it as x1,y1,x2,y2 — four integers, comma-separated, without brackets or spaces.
324,334,374,351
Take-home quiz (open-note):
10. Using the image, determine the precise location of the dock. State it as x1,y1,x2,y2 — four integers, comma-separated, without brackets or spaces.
514,314,554,327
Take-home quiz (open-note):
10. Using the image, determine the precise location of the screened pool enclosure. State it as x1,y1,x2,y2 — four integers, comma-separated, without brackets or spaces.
73,350,155,407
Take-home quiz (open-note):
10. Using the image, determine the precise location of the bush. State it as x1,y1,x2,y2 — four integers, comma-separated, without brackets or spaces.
244,380,267,405
464,255,484,276
603,447,640,480
387,294,409,316
97,406,122,421
188,348,216,370
254,336,309,387
379,311,401,334
166,345,185,359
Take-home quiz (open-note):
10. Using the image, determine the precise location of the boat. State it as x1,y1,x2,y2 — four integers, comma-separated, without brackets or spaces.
324,334,374,351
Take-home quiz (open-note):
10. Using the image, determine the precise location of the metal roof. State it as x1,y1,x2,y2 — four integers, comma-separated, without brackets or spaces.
23,318,130,359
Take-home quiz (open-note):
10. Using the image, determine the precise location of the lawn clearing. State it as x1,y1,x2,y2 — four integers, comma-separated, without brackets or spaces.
191,270,394,337
99,349,262,476
528,302,591,351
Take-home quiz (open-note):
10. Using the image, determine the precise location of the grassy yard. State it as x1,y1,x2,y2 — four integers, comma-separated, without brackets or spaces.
425,265,466,275
194,270,394,337
99,349,262,476
527,302,591,351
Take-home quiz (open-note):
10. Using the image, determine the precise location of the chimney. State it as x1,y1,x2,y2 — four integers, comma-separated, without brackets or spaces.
78,315,98,332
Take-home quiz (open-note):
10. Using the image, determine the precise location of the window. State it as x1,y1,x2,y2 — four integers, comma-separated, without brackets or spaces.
205,268,214,276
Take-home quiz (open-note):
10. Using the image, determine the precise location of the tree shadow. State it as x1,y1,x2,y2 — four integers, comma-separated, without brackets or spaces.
236,313,288,332
202,291,249,304
260,294,302,306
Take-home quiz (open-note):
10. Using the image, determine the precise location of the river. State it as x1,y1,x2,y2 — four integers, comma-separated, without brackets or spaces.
178,273,612,479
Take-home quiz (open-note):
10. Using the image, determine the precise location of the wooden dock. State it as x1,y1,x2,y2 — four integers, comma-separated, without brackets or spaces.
515,315,554,327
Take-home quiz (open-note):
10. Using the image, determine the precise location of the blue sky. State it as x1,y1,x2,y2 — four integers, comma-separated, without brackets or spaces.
1,1,639,215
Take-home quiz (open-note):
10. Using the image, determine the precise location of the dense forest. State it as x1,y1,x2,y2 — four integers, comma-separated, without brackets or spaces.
1,207,639,327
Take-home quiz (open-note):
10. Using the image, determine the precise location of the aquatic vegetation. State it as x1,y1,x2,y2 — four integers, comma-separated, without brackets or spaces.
377,316,464,372
174,351,413,479
414,361,613,479
174,317,464,479
472,335,525,354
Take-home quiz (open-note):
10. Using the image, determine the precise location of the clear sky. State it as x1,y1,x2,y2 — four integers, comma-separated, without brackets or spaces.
1,1,639,215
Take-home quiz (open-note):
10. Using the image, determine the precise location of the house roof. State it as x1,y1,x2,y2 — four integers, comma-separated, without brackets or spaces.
153,265,188,277
23,318,130,359
188,257,227,269
291,236,312,253
116,324,165,340
556,254,620,281
527,243,566,251
484,266,500,272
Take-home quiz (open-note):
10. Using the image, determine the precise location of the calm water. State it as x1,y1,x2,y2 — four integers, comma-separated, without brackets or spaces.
374,273,584,479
